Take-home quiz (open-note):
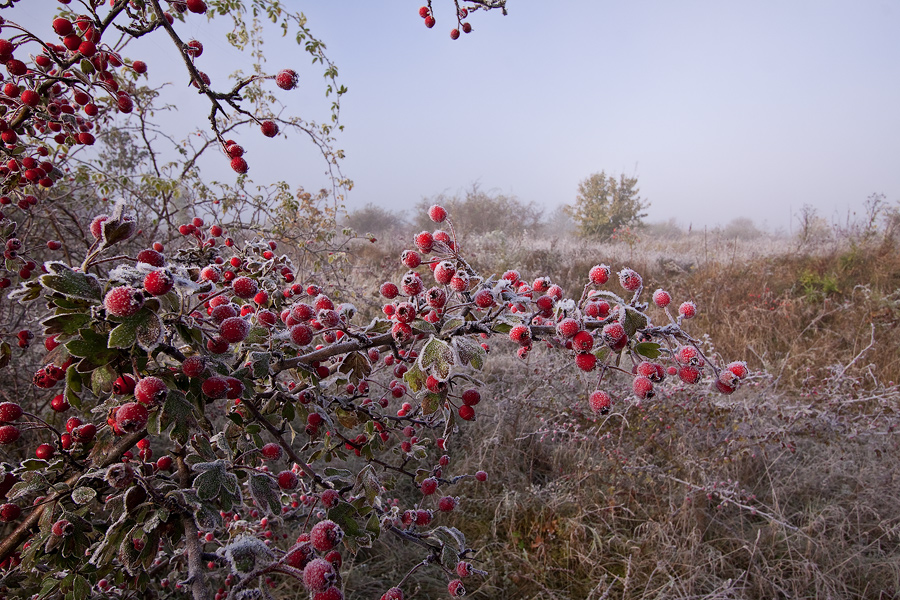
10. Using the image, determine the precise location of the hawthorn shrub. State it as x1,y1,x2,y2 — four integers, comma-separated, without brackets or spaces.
0,2,751,600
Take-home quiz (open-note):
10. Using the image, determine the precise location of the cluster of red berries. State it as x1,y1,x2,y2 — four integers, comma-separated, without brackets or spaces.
417,5,474,39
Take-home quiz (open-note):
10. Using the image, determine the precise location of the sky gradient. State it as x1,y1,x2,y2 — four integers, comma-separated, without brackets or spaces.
13,1,900,230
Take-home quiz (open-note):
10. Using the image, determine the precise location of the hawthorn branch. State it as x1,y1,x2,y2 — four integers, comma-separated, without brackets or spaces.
177,454,212,600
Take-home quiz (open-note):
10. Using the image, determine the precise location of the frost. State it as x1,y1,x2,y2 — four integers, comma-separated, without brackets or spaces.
218,534,274,575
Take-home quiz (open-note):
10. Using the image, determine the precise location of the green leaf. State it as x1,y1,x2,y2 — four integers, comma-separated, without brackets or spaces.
39,262,101,301
403,362,427,393
66,328,113,359
354,465,379,505
108,320,138,349
72,486,96,505
244,326,269,345
161,391,196,444
419,336,454,381
248,474,281,516
634,342,662,359
327,502,362,537
453,336,485,370
334,407,359,429
622,307,649,338
91,364,118,396
40,313,91,336
247,351,271,379
422,392,443,416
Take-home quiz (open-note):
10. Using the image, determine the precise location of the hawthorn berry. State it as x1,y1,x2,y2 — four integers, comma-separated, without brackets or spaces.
303,558,337,592
575,352,596,372
589,264,610,285
261,443,283,461
134,376,168,405
201,376,229,399
589,390,612,413
310,519,344,552
50,394,70,412
424,15,436,28
278,470,299,490
0,503,21,522
509,325,531,346
104,286,144,317
137,248,165,266
475,470,488,482
232,276,258,299
632,376,655,399
115,402,149,433
0,425,20,445
381,588,404,600
618,268,642,291
458,405,475,421
448,579,465,597
35,443,54,460
261,120,279,137
275,69,299,90
679,301,697,319
230,157,248,174
652,289,671,308
219,317,250,344
428,204,447,222
727,361,749,379
420,477,438,495
438,496,457,512
0,402,22,423
144,269,174,296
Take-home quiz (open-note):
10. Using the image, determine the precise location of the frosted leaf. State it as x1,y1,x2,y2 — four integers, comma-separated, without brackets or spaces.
419,336,455,381
556,298,576,313
218,534,274,575
452,336,485,370
39,262,102,301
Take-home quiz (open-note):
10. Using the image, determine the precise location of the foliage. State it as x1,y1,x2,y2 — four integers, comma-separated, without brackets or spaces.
413,184,544,238
567,171,648,240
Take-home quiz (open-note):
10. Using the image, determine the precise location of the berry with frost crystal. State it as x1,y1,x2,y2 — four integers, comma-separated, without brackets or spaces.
143,269,174,295
434,261,455,285
428,205,447,222
618,268,642,291
556,318,580,339
679,301,697,319
0,425,20,445
601,322,626,346
726,361,749,379
401,250,421,269
275,69,299,90
134,376,168,405
589,264,610,285
310,519,344,552
475,471,488,482
632,376,654,399
585,300,610,319
278,470,299,490
652,289,671,308
473,289,494,308
420,477,438,495
115,402,149,433
380,282,399,299
456,561,473,577
290,324,313,346
575,352,596,372
0,402,22,423
401,271,423,296
572,330,594,352
201,376,229,399
0,503,21,522
104,286,144,317
675,346,704,366
636,362,665,382
461,389,481,406
589,390,611,414
261,443,283,460
502,270,520,284
321,489,339,508
219,317,250,343
678,365,702,384
715,369,740,394
303,558,337,592
381,588,404,600
232,276,258,299
458,405,475,421
509,325,531,346
439,496,458,512
450,270,470,292
414,231,434,253
448,579,465,597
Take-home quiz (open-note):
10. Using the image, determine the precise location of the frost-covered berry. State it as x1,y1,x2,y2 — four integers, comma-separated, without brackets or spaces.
285,541,315,569
675,346,704,366
201,376,229,399
230,156,248,174
726,361,749,379
414,231,434,253
679,301,697,319
310,519,344,552
391,322,413,344
585,300,610,319
589,390,612,413
572,330,594,353
144,269,174,296
401,249,421,269
0,425,20,445
134,376,168,405
290,324,314,346
575,352,596,372
380,282,399,299
420,477,438,495
601,322,626,346
275,68,299,90
461,389,481,406
502,269,520,284
261,443,283,461
182,356,206,378
678,365,703,384
137,248,165,267
434,261,455,285
632,376,655,399
589,264,610,285
509,325,531,346
473,289,494,308
475,471,487,482
219,317,250,344
450,270,470,292
401,271,423,296
115,402,149,433
456,561,473,577
104,286,144,317
652,289,671,308
52,519,74,537
232,276,258,299
448,579,465,597
278,470,299,490
0,503,21,522
0,402,22,423
618,268,642,292
321,489,339,508
415,509,433,526
303,558,337,592
438,496,457,512
381,587,404,600
556,318,580,339
428,204,447,222
313,587,344,600
715,369,740,394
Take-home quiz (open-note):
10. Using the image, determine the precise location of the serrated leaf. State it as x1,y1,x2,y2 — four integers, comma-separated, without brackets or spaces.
39,263,101,301
354,464,380,505
327,502,362,537
334,407,359,429
338,351,371,384
244,326,269,345
66,328,113,359
161,391,197,444
622,307,649,338
248,351,271,379
452,336,485,369
403,362,427,393
40,313,91,336
8,279,42,303
108,320,138,349
419,336,454,381
421,392,443,416
442,318,465,332
91,364,118,396
248,474,281,516
72,486,96,505
634,342,662,359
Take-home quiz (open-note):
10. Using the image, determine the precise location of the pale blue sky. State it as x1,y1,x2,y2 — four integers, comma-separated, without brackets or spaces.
12,1,900,229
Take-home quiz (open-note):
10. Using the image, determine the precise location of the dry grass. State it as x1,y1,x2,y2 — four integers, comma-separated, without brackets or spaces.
336,227,900,599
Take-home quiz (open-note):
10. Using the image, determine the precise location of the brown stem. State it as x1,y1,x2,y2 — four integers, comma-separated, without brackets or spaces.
177,454,212,600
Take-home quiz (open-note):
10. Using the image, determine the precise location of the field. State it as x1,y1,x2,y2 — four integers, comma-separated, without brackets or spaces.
331,214,900,599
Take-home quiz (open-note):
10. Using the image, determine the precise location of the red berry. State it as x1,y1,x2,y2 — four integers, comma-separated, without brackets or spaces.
438,496,457,512
589,390,612,414
137,248,165,266
35,443,54,459
678,365,703,385
260,120,279,137
461,389,481,406
182,356,207,378
230,156,248,174
574,352,596,372
219,317,250,344
424,15,436,28
652,289,671,308
51,519,73,537
50,394,69,412
448,580,465,597
618,268,642,292
458,405,475,421
53,18,74,36
134,376,168,405
675,346,703,366
632,376,655,399
232,276,258,299
115,402,148,433
261,443,283,460
428,205,447,223
201,376,229,399
0,503,21,522
0,402,22,423
104,286,144,317
414,231,434,253
462,22,472,33
0,425,20,444
186,0,207,14
420,477,438,495
275,69,299,90
450,29,460,40
143,269,174,296
73,423,96,443
679,301,697,319
303,558,337,592
132,60,147,74
90,214,109,239
556,318,580,339
310,519,343,552
715,369,740,394
726,361,749,379
380,282,399,299
278,470,299,490
572,330,594,352
290,324,313,346
186,39,203,57
418,6,429,18
509,324,531,346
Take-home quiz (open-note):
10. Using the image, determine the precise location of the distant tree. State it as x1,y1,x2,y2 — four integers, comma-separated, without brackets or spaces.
344,202,408,236
414,184,543,237
568,172,648,240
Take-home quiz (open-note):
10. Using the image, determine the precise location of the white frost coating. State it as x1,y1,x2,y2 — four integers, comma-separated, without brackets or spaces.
556,299,577,313
217,534,274,575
